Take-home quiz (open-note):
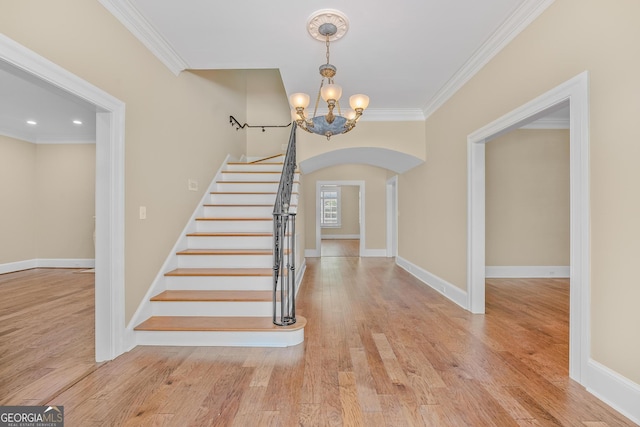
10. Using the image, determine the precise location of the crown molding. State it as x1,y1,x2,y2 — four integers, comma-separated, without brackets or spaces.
313,107,425,122
98,0,189,75
422,0,556,119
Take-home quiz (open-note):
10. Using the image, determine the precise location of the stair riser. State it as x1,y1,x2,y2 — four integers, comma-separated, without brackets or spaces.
177,254,272,268
219,172,299,182
135,329,304,347
215,182,299,193
165,275,272,291
196,220,273,233
150,301,276,317
187,235,273,249
209,193,277,205
203,206,273,218
225,164,284,172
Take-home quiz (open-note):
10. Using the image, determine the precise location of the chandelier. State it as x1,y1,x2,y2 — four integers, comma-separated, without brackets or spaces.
289,10,369,140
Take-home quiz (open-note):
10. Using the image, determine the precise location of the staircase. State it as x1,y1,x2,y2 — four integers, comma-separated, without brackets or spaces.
132,155,306,347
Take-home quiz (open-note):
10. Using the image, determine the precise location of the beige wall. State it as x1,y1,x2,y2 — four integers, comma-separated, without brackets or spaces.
245,69,292,158
0,136,95,263
0,0,247,321
321,185,360,237
486,129,569,266
35,144,96,259
399,0,640,383
297,120,426,164
304,164,386,252
0,135,37,263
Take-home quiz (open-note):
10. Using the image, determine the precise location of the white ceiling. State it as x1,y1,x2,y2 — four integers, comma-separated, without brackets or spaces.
0,60,97,144
0,1,565,144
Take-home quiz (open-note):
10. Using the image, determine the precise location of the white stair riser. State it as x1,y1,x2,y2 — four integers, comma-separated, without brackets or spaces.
209,193,277,205
219,172,299,182
215,182,299,193
225,164,283,172
196,220,273,233
203,205,273,218
187,235,273,249
151,301,277,317
165,275,272,291
177,254,272,268
135,329,304,347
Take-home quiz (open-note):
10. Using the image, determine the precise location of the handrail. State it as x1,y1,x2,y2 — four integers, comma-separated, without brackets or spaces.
272,122,298,326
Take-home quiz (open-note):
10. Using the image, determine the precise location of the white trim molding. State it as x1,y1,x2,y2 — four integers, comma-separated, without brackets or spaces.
468,71,590,385
423,0,556,118
396,256,468,309
98,0,188,75
320,234,360,239
362,249,387,258
0,259,95,275
586,359,640,425
0,34,127,363
485,266,570,278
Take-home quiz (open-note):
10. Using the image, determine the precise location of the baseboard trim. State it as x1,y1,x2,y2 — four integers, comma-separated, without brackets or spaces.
396,256,468,309
362,249,387,257
321,234,360,240
485,265,570,278
0,258,95,274
586,359,640,425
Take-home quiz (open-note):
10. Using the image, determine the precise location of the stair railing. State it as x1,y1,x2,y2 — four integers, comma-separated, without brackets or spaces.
273,122,298,326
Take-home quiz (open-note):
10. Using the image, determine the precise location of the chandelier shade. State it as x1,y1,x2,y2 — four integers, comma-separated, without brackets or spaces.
289,10,368,140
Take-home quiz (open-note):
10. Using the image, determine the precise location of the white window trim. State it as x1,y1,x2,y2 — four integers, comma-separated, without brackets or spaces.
320,185,341,228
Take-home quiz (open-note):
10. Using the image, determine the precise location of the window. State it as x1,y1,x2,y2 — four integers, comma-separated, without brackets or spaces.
320,186,341,227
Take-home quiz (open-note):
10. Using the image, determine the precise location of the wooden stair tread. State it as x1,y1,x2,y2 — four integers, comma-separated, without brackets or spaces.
227,162,284,165
165,268,272,277
195,217,272,221
135,316,306,332
151,290,272,302
209,191,299,195
177,249,273,255
186,232,273,237
203,204,297,207
220,181,300,184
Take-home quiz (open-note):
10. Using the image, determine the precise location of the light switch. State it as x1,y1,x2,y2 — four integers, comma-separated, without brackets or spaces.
188,179,198,191
139,206,146,220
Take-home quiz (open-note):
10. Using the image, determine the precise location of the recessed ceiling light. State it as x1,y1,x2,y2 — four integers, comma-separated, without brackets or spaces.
73,120,83,125
26,120,37,125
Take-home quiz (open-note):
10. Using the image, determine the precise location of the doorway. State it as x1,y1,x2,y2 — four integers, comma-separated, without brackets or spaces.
0,34,126,361
467,71,590,383
316,180,365,257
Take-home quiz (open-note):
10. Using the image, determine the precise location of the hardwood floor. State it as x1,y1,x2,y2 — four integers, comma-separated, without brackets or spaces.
321,239,360,257
1,265,636,426
0,268,97,406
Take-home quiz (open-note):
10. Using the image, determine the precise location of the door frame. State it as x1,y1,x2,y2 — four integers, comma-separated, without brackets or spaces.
0,34,126,362
467,71,590,382
315,180,365,257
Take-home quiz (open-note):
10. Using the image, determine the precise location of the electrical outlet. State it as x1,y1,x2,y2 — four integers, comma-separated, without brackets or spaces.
139,206,146,220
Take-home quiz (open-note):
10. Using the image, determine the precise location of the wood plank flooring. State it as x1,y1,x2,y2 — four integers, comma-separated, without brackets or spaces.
0,264,636,426
321,239,360,257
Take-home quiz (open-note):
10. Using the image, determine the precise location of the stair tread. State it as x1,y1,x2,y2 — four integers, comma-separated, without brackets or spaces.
177,249,273,255
186,232,273,237
135,315,306,332
203,204,296,207
151,290,272,302
165,268,273,277
195,217,273,221
210,191,299,195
